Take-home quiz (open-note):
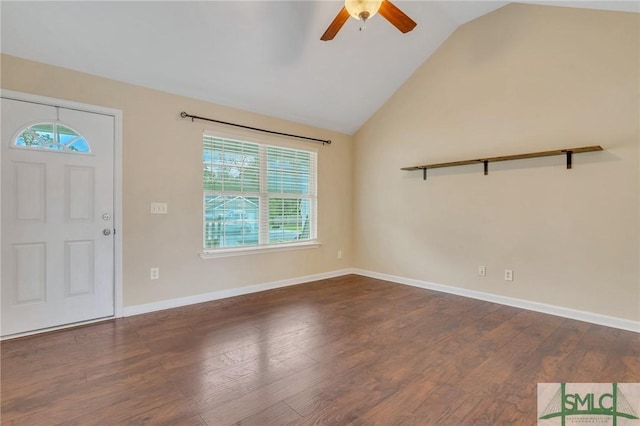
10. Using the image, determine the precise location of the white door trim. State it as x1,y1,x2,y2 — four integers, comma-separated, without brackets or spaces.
1,89,124,321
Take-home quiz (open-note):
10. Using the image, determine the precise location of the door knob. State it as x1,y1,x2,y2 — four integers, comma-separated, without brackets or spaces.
103,229,112,236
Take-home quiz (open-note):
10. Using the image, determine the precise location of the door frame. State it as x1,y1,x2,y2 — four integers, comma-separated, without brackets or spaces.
0,89,124,329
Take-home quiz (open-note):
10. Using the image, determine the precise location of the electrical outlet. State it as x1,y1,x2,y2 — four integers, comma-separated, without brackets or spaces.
337,250,343,259
478,265,486,277
504,269,513,281
150,267,160,280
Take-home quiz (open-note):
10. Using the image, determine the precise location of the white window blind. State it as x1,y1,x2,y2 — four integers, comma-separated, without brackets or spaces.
203,135,317,251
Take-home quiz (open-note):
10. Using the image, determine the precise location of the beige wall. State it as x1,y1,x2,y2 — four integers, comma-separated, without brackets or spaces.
1,54,354,307
354,4,640,321
2,3,639,323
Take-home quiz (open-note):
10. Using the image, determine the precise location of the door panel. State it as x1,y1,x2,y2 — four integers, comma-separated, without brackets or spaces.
1,98,115,336
65,166,94,221
65,240,95,296
14,161,46,221
14,243,46,303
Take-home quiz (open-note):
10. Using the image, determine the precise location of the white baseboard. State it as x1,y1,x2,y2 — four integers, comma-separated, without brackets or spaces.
352,269,640,333
123,267,639,333
123,269,354,317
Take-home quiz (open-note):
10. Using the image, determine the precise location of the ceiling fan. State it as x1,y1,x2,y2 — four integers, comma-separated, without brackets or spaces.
321,0,417,41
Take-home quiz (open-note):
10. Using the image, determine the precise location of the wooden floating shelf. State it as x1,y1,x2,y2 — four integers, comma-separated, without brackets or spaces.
401,145,603,180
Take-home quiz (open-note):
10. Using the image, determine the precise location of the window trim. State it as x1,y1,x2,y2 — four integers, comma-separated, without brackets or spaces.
199,240,321,259
200,129,319,258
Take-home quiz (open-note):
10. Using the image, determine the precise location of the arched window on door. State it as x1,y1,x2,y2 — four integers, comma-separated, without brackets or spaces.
14,122,91,153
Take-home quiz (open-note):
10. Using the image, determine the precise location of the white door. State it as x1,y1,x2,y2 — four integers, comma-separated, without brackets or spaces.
1,97,115,336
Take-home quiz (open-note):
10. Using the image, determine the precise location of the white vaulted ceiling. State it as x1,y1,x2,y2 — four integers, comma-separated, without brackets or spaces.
1,1,637,134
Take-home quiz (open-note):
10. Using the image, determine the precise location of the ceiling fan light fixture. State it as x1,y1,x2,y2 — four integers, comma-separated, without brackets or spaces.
345,0,383,21
321,0,415,41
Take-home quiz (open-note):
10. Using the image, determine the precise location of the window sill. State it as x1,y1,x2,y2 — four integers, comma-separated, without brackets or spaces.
199,241,322,259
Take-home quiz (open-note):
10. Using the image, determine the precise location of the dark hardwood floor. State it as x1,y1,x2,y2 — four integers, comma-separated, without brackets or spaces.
1,274,638,425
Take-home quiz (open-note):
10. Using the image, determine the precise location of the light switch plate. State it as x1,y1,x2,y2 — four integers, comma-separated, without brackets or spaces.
150,202,168,214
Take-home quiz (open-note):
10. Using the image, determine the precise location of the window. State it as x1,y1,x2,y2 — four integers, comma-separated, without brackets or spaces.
203,135,317,254
13,122,90,153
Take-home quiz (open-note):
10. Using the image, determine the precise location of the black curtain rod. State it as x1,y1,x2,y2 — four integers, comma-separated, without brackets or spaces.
180,112,331,145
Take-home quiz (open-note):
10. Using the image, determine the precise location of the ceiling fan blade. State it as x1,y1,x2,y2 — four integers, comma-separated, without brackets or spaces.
379,0,417,34
321,7,350,41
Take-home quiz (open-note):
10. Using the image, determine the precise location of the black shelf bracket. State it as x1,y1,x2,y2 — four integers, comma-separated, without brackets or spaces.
566,150,573,169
